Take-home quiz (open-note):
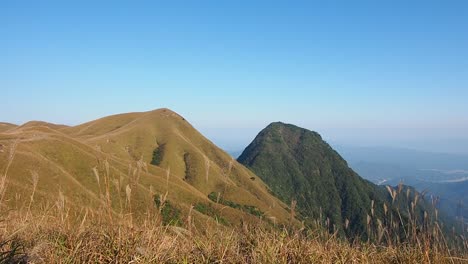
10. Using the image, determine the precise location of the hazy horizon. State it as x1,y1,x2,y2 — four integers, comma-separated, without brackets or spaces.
2,1,467,154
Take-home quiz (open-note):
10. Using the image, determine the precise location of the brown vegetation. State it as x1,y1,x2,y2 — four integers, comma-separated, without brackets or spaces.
0,202,466,263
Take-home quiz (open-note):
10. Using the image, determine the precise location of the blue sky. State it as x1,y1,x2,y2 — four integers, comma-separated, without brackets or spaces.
1,1,468,153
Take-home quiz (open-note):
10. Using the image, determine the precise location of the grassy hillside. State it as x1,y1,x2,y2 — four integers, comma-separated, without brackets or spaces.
0,109,292,228
0,122,17,133
18,121,69,131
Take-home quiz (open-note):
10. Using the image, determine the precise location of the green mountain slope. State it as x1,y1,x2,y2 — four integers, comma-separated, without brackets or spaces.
238,122,411,238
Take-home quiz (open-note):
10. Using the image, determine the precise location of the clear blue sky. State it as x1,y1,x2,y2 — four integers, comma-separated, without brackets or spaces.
2,1,468,153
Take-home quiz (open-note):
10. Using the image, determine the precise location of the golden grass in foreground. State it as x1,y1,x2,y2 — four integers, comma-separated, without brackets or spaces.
0,207,467,264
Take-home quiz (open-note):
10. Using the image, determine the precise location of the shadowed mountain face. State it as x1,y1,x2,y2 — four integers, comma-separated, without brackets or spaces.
0,109,292,226
238,122,400,238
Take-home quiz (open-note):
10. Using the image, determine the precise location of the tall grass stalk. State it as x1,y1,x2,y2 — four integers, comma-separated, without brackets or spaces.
0,140,18,207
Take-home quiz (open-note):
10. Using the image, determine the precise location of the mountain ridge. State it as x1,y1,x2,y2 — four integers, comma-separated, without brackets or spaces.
0,109,293,227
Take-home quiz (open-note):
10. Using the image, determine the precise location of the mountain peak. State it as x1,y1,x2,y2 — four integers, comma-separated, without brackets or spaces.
238,122,391,239
148,107,178,115
259,122,323,145
146,108,186,121
17,121,68,131
266,121,299,129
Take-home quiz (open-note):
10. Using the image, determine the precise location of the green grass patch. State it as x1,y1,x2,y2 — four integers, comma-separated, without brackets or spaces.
154,195,182,226
208,192,264,218
151,143,166,166
183,152,193,181
194,203,229,225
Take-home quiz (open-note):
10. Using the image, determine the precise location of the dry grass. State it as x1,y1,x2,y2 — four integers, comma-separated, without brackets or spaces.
0,109,294,226
1,206,467,264
2,167,465,263
1,182,467,264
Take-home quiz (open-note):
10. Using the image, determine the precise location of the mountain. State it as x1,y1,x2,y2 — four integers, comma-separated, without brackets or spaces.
237,122,432,239
0,109,292,226
0,122,17,133
18,120,69,131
